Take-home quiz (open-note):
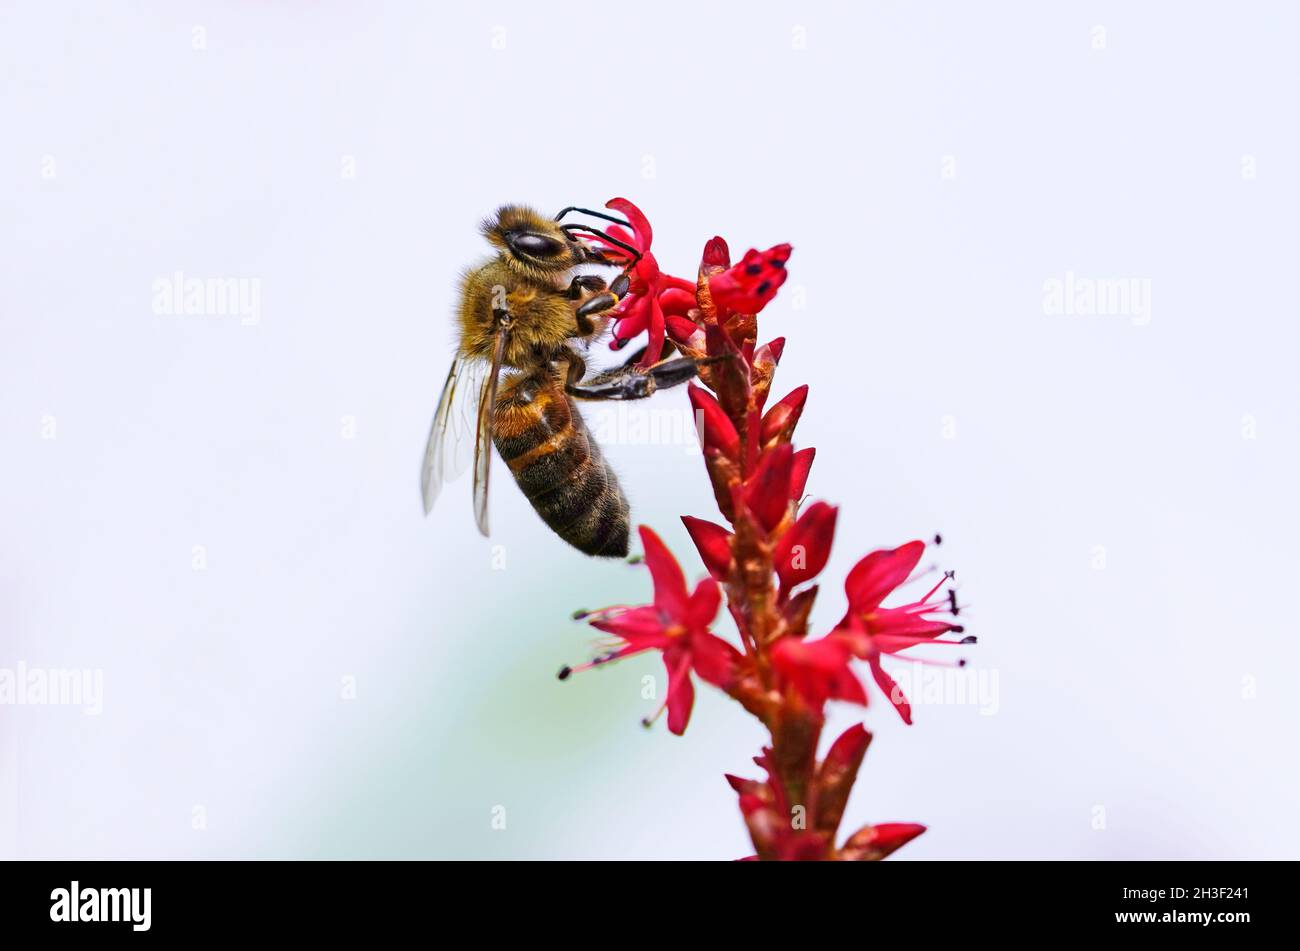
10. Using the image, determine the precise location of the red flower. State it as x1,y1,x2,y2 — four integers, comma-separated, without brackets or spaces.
772,501,838,593
687,383,740,460
770,634,866,713
760,384,809,445
586,198,697,368
790,447,816,500
681,515,733,581
708,243,792,316
838,822,927,861
835,540,970,724
741,442,795,532
561,526,741,735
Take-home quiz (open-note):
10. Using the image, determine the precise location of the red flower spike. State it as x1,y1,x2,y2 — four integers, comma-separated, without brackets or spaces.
681,515,734,581
838,823,926,862
688,384,740,460
708,243,792,316
554,200,962,859
772,501,838,592
742,442,795,532
790,447,815,501
761,384,810,446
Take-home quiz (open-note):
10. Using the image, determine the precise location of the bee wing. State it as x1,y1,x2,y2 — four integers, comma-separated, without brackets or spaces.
421,355,487,515
471,329,509,537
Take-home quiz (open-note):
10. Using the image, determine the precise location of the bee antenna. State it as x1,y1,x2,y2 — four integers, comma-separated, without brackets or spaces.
554,207,632,229
561,224,642,266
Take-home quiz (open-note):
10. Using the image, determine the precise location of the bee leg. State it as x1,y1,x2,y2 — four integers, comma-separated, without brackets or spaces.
566,357,701,401
564,274,607,300
576,291,622,319
562,349,588,389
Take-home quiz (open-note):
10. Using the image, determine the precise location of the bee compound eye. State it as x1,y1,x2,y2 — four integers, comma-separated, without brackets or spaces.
509,232,563,258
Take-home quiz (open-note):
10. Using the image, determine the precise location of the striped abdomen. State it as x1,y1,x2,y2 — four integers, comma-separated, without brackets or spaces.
493,374,630,557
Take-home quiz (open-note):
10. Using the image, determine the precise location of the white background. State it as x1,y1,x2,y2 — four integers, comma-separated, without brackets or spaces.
3,2,1297,859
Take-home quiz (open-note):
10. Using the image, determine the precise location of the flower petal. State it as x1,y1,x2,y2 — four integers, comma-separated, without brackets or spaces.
660,287,697,316
840,822,926,861
772,501,838,590
640,295,665,368
681,515,733,580
760,385,809,445
606,197,652,249
638,525,690,621
686,576,722,630
844,540,926,614
665,659,695,736
771,635,865,711
870,608,959,643
868,656,912,724
588,605,669,647
689,631,742,689
790,447,815,501
742,442,794,532
688,384,741,460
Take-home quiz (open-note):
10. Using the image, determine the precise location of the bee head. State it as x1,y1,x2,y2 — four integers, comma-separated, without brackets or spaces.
483,205,591,276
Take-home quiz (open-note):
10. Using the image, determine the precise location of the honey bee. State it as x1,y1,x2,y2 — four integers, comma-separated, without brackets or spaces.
420,205,701,557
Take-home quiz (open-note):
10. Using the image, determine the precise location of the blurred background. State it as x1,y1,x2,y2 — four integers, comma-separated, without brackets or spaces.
2,1,1297,859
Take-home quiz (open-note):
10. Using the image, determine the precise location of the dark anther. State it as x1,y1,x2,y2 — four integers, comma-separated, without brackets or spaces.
557,666,573,681
571,609,589,620
934,533,943,545
960,635,977,645
958,659,968,667
769,258,786,269
745,263,762,276
951,624,965,633
948,590,959,615
756,280,772,295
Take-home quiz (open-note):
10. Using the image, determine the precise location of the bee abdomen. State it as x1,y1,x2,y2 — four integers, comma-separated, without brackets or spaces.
494,390,630,558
